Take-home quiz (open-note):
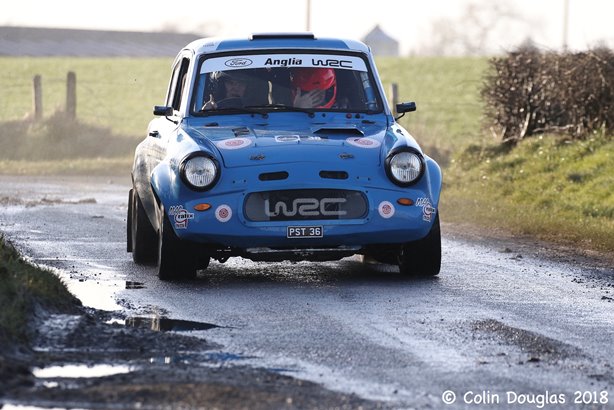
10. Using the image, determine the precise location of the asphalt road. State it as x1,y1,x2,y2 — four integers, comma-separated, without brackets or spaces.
1,175,613,409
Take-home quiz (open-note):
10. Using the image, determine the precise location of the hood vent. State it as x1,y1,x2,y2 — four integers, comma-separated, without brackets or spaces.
313,127,364,137
233,127,251,137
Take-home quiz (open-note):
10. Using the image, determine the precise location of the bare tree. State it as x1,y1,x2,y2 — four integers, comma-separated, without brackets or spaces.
422,1,532,56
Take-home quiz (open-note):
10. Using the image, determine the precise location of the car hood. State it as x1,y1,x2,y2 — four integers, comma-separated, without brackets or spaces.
188,124,392,168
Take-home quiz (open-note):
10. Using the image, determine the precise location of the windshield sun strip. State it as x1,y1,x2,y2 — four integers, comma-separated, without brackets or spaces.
190,49,385,116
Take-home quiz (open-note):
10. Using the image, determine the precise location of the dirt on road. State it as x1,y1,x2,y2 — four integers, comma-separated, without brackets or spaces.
1,303,384,409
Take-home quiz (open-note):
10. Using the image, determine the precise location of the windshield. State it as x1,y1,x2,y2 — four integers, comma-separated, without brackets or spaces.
192,52,383,114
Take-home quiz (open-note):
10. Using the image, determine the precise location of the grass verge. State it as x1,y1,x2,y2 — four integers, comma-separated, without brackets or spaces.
441,133,614,254
0,236,79,352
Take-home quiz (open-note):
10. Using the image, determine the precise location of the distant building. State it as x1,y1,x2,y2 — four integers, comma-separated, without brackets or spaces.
361,25,399,56
0,26,202,57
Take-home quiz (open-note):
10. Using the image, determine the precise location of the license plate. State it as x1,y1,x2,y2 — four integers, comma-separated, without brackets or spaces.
287,226,323,238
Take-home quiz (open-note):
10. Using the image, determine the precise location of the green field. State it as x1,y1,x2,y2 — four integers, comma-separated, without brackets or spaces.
0,56,612,252
377,56,488,159
0,57,172,137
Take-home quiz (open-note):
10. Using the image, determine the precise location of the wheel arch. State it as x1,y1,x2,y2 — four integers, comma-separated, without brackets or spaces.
424,155,442,207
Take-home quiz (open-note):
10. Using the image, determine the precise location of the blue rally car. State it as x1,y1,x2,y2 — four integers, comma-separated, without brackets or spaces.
127,33,442,280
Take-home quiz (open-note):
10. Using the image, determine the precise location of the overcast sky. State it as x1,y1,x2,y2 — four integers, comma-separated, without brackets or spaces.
2,0,613,55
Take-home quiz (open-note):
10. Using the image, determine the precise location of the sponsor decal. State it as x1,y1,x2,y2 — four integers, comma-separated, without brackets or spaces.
225,58,253,67
274,135,324,143
275,135,300,143
264,57,302,67
201,54,368,74
416,198,430,207
423,205,436,222
378,201,395,219
312,58,353,68
346,137,381,149
215,137,252,150
265,198,347,217
416,197,437,222
302,135,324,141
262,57,352,68
169,205,194,229
215,205,233,223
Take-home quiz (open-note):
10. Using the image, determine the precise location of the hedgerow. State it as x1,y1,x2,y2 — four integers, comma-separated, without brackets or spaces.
481,48,614,144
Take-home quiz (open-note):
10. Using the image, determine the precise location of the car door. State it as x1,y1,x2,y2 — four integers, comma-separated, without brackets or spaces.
134,54,192,225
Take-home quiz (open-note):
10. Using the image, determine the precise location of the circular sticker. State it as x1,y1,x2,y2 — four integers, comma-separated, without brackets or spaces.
215,205,233,222
216,138,252,150
378,201,395,219
346,137,381,149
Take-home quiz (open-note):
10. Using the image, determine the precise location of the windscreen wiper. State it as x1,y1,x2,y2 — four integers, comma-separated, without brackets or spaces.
245,104,316,117
198,106,266,117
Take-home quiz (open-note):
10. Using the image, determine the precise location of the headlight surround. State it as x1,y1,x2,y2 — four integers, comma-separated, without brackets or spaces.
385,148,424,186
180,152,220,191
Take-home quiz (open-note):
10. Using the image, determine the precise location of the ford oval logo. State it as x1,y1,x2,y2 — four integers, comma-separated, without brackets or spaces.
225,58,253,67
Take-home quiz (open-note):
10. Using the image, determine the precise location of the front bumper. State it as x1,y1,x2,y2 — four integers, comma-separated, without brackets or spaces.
165,185,437,249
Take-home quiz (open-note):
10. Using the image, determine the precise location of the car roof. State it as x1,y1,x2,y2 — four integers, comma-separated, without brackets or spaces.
183,33,371,56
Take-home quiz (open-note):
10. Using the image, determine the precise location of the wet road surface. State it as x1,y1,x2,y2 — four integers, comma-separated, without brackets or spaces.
1,175,613,409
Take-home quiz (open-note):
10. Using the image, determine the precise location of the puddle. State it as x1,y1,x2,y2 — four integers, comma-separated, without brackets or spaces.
125,317,220,332
2,406,74,410
203,352,248,361
25,261,124,311
105,317,125,325
32,364,133,379
145,351,253,366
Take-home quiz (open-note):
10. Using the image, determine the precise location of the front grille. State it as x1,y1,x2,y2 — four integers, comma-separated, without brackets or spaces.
244,189,368,222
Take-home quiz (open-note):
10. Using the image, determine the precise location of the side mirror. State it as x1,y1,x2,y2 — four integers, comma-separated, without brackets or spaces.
396,102,417,114
153,106,173,116
394,102,417,121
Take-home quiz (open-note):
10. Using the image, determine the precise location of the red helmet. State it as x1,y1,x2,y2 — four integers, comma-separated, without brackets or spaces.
291,68,337,108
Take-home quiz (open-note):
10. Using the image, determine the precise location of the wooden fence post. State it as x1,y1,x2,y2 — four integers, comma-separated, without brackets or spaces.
66,71,77,120
33,74,42,121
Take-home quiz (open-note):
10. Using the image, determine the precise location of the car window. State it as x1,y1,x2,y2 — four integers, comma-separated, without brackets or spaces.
192,53,383,114
167,57,191,111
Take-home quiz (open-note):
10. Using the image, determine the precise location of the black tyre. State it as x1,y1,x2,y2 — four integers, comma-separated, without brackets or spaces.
198,255,211,271
130,189,158,265
157,207,197,281
398,215,441,277
127,189,133,253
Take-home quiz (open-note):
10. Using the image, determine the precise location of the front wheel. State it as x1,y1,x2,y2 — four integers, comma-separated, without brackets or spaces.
398,215,441,277
157,206,197,281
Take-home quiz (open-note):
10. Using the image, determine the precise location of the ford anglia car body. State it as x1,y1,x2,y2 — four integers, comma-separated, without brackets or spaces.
127,33,442,280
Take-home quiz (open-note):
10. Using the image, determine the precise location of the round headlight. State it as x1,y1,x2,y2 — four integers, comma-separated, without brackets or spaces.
387,150,423,186
181,154,219,191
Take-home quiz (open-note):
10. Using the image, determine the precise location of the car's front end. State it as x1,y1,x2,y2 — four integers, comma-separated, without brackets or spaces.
153,117,440,259
129,33,442,280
